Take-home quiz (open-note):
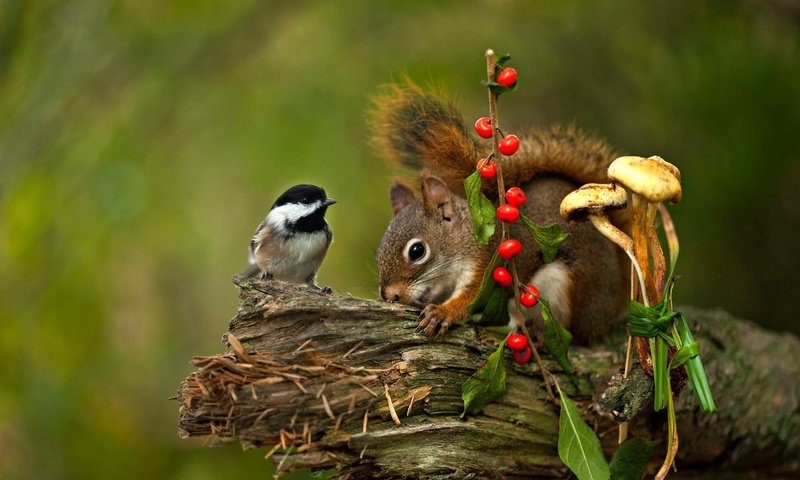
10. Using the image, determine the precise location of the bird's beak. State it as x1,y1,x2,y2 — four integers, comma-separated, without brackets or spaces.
323,198,337,206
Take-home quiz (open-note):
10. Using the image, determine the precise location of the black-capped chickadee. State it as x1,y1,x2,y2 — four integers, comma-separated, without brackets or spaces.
239,184,335,291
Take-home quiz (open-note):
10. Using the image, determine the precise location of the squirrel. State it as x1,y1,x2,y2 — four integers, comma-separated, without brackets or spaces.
372,82,629,345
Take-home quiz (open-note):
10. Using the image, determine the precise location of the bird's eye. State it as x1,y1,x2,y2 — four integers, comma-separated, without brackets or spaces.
301,196,311,204
404,238,429,265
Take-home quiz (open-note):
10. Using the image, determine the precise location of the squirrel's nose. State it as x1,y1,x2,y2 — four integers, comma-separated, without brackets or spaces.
381,285,403,303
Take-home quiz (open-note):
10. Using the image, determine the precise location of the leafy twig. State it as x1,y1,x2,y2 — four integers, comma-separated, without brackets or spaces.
484,48,555,402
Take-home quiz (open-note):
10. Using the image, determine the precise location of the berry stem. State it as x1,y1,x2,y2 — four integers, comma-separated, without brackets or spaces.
485,49,507,235
485,49,554,402
511,260,555,402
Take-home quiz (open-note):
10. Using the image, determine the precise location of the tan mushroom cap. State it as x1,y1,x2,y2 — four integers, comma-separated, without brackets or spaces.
560,183,628,220
608,156,682,204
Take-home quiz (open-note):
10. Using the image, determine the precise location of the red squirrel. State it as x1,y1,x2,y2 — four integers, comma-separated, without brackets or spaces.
373,83,629,344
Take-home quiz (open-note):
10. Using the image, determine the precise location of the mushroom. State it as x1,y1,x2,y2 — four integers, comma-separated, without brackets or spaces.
605,155,682,449
607,155,682,204
608,156,682,297
560,183,649,306
561,181,658,446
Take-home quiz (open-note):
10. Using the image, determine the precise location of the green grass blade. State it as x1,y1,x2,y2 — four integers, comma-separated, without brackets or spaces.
668,341,699,370
678,315,717,412
652,337,668,411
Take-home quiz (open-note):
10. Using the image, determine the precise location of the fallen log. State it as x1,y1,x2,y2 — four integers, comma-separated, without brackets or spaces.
176,278,800,479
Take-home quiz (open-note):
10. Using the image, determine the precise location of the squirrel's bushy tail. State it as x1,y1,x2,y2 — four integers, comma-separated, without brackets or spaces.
370,82,616,195
370,82,479,195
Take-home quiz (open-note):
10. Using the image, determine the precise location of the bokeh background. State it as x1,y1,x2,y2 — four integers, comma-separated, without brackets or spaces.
1,1,798,478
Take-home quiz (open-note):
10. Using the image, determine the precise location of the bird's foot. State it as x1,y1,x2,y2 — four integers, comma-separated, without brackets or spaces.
309,283,332,294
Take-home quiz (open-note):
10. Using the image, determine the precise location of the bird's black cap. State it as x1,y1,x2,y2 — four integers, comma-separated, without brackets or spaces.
272,184,329,209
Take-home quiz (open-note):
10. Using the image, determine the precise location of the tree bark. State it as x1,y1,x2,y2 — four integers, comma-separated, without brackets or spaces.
176,278,800,479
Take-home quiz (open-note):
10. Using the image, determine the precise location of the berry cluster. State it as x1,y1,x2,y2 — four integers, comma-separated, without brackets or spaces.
473,64,539,365
472,66,520,181
505,333,531,363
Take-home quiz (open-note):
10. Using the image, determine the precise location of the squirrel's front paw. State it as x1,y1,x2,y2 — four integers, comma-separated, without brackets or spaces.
417,304,464,337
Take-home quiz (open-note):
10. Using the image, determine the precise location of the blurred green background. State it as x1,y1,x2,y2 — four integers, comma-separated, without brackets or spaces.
1,0,798,478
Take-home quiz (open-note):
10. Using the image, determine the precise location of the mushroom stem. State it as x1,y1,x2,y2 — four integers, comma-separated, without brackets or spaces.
631,194,654,303
647,202,667,298
589,214,650,443
589,215,650,307
591,213,648,445
618,260,637,444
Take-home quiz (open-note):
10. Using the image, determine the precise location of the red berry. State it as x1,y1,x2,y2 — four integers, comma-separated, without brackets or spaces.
498,134,520,156
492,267,512,287
498,239,522,260
519,284,540,308
496,204,520,223
477,158,497,179
506,333,527,351
474,117,493,139
505,187,526,207
497,67,518,87
513,346,532,364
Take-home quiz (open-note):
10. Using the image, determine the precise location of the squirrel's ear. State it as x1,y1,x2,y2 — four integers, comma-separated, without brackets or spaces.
390,180,417,215
421,175,455,222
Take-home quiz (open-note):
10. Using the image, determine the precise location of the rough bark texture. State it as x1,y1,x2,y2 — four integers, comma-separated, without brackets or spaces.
176,278,800,479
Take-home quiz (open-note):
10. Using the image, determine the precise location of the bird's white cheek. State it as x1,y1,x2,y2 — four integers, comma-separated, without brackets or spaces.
266,202,320,231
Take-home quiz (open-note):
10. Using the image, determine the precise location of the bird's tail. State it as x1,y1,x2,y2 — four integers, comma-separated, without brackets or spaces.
237,263,261,278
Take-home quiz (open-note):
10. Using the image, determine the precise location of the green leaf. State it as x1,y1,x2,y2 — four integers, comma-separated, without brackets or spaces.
520,214,570,263
467,252,502,315
464,170,496,244
496,53,512,67
556,383,610,480
609,438,655,480
677,314,717,412
461,343,507,417
540,297,573,373
652,336,669,411
669,341,699,370
477,287,510,326
467,253,509,326
485,325,513,335
481,80,517,96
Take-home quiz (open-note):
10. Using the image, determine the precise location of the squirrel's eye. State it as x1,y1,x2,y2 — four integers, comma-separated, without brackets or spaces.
404,239,429,265
409,243,425,260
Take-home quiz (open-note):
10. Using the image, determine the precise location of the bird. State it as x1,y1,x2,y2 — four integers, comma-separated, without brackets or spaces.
239,184,335,291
